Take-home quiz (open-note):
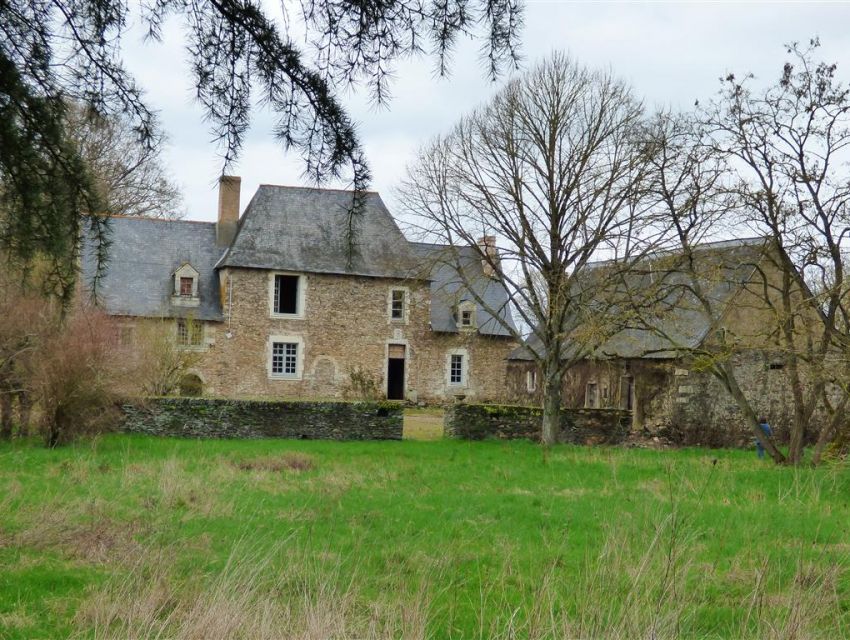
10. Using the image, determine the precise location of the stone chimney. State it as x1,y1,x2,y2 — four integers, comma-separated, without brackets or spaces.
478,235,499,278
216,175,241,247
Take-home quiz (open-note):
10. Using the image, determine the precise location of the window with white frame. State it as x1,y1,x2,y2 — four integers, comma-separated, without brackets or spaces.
450,354,464,384
171,263,200,307
179,277,194,296
269,336,303,379
456,301,476,330
526,369,537,392
271,273,303,316
177,319,203,347
389,289,406,321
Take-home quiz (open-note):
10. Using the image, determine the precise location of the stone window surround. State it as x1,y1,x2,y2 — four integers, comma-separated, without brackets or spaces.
268,272,307,319
585,381,598,408
457,300,476,331
387,287,409,325
446,348,469,388
176,318,205,350
171,263,200,308
268,334,304,380
526,369,537,393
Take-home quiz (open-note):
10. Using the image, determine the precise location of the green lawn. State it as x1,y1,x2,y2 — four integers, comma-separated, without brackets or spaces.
1,435,848,639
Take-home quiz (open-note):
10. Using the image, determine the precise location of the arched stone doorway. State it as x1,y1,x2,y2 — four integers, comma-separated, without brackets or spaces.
179,373,204,397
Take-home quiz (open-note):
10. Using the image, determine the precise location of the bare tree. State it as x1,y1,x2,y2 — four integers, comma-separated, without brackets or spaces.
66,105,184,219
130,321,203,396
642,112,789,462
399,53,655,445
701,40,850,465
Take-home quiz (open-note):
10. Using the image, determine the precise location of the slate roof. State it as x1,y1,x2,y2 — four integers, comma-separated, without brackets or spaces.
411,242,516,337
509,237,769,361
82,185,518,335
217,186,421,279
81,217,225,321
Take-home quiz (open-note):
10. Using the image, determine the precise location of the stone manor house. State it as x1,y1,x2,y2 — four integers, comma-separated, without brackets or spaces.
83,177,518,402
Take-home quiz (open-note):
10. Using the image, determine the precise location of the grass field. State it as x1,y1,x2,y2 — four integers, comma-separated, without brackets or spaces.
1,434,849,639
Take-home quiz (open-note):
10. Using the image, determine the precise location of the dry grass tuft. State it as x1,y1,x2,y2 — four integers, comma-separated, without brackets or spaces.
13,502,146,564
233,452,316,473
75,542,430,640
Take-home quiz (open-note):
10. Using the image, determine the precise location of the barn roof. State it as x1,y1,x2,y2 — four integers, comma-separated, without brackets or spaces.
509,237,769,361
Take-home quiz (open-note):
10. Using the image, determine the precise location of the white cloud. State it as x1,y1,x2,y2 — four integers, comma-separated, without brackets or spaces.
119,2,850,220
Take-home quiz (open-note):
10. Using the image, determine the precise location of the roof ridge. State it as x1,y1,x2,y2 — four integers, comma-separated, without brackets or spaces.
257,184,379,195
107,214,213,225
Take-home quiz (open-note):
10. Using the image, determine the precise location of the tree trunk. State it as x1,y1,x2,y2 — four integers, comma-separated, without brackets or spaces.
541,358,562,446
0,392,12,439
722,369,786,464
17,391,32,435
811,396,849,465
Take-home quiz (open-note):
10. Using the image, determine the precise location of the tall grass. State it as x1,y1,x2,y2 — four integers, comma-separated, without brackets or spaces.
1,436,848,638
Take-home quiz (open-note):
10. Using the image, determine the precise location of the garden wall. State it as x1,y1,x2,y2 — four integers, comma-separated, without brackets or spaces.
121,397,403,440
445,403,631,445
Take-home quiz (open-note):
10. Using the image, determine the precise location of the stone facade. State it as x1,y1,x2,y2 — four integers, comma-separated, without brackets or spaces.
445,403,631,444
90,181,519,406
121,397,403,439
122,267,515,403
504,240,834,449
506,351,816,448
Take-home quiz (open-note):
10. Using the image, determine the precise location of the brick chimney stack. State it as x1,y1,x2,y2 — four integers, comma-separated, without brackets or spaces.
478,235,499,278
216,175,241,247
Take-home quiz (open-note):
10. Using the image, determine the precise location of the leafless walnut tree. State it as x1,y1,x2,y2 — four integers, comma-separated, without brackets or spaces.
399,53,656,445
642,112,789,462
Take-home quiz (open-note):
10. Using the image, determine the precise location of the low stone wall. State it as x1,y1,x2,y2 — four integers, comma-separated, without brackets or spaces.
445,403,631,445
121,397,403,440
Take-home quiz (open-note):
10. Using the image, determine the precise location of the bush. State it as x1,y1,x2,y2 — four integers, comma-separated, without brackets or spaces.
131,320,203,396
30,305,129,447
0,282,53,438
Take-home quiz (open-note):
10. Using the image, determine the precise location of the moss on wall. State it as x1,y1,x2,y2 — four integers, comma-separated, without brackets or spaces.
445,403,630,444
122,397,403,440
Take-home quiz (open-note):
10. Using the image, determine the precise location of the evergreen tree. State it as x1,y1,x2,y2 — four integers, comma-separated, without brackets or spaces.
0,0,522,296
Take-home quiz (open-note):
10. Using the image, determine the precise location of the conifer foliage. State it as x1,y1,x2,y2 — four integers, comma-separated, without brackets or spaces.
0,0,522,295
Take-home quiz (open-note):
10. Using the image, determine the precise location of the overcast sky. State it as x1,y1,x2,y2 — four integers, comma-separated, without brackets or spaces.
122,1,850,221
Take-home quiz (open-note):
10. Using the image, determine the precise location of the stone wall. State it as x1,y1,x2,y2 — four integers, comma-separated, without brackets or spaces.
445,403,631,445
121,397,403,440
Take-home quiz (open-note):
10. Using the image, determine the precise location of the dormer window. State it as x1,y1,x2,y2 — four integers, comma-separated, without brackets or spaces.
455,301,476,331
172,263,200,308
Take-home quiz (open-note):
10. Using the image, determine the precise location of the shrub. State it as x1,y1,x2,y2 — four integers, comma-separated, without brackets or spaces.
342,366,382,400
30,305,129,447
130,320,203,396
0,283,52,438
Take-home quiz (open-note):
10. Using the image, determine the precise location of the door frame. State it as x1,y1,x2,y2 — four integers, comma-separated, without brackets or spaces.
384,340,410,399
